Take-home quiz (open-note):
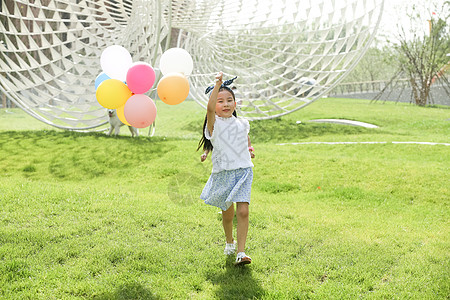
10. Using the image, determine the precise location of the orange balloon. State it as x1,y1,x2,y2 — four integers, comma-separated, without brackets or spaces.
116,104,131,126
157,73,190,105
96,79,132,109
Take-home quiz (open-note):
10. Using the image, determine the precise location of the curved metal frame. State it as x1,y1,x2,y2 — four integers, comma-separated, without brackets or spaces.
0,0,384,129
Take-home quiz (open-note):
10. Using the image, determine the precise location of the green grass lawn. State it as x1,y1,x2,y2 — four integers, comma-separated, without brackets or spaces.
0,98,449,299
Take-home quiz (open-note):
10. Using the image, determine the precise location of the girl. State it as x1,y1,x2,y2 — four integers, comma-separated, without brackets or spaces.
198,72,255,266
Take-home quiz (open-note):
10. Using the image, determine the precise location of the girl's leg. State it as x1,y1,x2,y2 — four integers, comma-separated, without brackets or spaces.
236,202,249,253
222,204,235,243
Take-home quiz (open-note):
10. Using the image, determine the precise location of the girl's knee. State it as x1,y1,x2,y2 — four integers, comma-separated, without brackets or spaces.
222,206,235,222
222,212,234,222
236,203,249,218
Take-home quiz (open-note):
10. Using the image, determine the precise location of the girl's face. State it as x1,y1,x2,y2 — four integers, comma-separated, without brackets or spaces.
215,90,236,118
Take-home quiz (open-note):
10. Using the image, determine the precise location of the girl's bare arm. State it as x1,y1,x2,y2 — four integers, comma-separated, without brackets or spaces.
206,72,223,136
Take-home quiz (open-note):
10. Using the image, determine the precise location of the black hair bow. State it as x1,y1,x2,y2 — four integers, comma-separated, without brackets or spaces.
204,76,237,94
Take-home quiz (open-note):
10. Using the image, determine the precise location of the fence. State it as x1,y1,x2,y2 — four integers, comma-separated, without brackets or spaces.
329,79,411,95
330,78,450,106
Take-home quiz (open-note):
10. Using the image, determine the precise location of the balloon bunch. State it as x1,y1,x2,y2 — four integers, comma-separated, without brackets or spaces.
95,45,157,128
95,46,193,129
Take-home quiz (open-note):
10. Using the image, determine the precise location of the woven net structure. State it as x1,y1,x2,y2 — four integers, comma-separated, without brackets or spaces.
0,0,384,129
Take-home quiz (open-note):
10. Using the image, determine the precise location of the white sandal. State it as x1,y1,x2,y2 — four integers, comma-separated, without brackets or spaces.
234,252,251,266
224,241,236,255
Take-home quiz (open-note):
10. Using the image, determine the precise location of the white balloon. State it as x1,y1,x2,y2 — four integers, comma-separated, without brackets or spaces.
159,48,194,76
100,45,133,82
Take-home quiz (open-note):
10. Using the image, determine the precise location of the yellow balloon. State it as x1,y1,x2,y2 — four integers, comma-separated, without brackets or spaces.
116,104,131,126
157,73,190,105
96,79,132,109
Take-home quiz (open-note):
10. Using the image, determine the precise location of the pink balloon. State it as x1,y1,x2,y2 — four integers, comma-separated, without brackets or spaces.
124,94,157,128
126,63,156,94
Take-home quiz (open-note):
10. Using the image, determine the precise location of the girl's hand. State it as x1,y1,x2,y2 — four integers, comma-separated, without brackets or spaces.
215,72,223,86
248,146,255,159
201,153,207,162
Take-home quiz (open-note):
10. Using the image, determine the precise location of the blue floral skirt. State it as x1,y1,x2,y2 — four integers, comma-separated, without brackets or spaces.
200,167,253,211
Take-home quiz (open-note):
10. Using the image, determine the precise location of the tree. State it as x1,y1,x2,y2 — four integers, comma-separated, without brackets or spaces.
392,1,450,106
341,46,397,84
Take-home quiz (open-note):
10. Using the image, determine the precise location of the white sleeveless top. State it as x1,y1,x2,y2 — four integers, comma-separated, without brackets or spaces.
205,115,254,173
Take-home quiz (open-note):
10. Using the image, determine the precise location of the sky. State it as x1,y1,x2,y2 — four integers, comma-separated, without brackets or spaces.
378,0,446,42
226,0,445,43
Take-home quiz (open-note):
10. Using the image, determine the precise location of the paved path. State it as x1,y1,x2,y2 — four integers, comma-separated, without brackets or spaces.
277,141,450,146
307,119,379,128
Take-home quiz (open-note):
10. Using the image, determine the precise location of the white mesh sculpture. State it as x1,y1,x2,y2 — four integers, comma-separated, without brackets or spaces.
0,0,384,129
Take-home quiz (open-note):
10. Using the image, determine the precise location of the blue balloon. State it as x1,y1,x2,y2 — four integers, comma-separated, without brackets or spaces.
95,72,110,90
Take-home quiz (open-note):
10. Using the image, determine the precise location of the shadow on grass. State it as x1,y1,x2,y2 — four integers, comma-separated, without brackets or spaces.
0,129,176,142
249,118,379,143
94,282,161,300
184,117,384,144
206,256,265,299
0,130,174,180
